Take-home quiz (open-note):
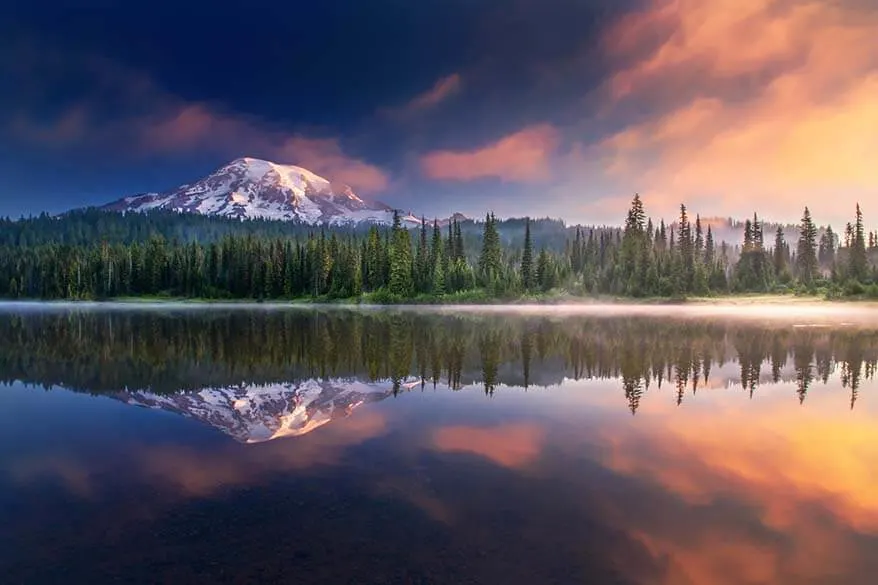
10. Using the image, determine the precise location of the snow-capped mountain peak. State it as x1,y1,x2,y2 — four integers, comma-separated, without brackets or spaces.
102,157,401,225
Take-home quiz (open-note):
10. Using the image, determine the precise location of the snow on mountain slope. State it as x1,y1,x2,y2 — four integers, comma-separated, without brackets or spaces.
116,379,399,443
102,157,419,226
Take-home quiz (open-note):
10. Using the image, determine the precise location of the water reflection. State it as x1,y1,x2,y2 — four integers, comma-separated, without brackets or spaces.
2,306,878,584
1,307,875,412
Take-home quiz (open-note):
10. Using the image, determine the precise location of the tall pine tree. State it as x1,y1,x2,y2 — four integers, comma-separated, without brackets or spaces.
797,207,818,285
849,203,868,281
388,211,413,296
521,217,534,291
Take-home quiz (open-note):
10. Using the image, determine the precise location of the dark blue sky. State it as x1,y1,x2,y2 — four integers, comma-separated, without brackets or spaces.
1,0,875,225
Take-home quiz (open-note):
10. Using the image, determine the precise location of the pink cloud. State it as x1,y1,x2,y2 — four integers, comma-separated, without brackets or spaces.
420,124,560,182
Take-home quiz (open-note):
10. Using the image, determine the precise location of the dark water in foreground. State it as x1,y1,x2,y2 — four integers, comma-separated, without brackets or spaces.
2,304,878,584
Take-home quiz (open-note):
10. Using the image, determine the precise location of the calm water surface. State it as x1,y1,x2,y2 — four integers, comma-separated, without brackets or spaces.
2,304,878,584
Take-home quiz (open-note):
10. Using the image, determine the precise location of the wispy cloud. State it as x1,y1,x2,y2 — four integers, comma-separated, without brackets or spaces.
407,73,462,111
420,124,560,182
382,73,462,119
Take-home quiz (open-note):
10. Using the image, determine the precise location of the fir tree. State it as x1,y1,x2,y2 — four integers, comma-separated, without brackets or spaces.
773,226,789,281
704,226,715,266
416,217,429,293
818,226,836,267
365,226,384,291
521,217,534,291
478,212,502,288
535,248,553,292
677,204,694,292
694,215,704,255
430,220,444,294
621,194,647,292
849,203,868,281
797,207,818,285
388,211,413,296
453,220,465,262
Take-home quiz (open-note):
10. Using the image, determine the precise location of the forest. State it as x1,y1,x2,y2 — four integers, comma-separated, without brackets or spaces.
0,196,876,300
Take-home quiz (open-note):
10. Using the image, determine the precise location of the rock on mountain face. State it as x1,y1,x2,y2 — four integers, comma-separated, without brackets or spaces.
102,157,419,226
116,379,395,443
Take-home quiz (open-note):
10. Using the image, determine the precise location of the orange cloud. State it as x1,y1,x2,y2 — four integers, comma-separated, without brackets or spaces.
594,0,878,224
420,124,560,182
432,423,545,468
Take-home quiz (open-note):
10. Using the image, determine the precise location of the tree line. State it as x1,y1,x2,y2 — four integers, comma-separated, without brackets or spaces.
0,198,875,300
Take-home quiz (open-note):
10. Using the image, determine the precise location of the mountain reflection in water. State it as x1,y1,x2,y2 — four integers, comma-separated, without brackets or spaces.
1,306,877,585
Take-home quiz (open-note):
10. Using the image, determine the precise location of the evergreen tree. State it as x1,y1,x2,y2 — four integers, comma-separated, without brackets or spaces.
621,194,647,293
429,220,444,294
735,214,769,291
773,226,789,282
453,220,465,262
535,248,554,292
364,226,384,291
478,212,502,288
677,204,694,293
521,217,534,291
388,211,413,296
849,203,868,281
797,207,818,285
416,217,429,293
704,226,715,266
818,226,836,267
694,215,704,255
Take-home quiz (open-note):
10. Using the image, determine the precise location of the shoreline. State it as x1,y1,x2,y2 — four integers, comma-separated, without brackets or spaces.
0,294,869,304
0,294,876,310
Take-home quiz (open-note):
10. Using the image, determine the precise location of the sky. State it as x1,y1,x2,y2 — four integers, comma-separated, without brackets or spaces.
0,0,876,226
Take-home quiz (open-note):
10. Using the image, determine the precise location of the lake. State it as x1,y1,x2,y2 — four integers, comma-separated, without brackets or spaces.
2,303,877,584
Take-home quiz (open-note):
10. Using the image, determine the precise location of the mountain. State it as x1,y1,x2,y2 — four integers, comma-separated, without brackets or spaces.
116,379,402,443
102,157,422,226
